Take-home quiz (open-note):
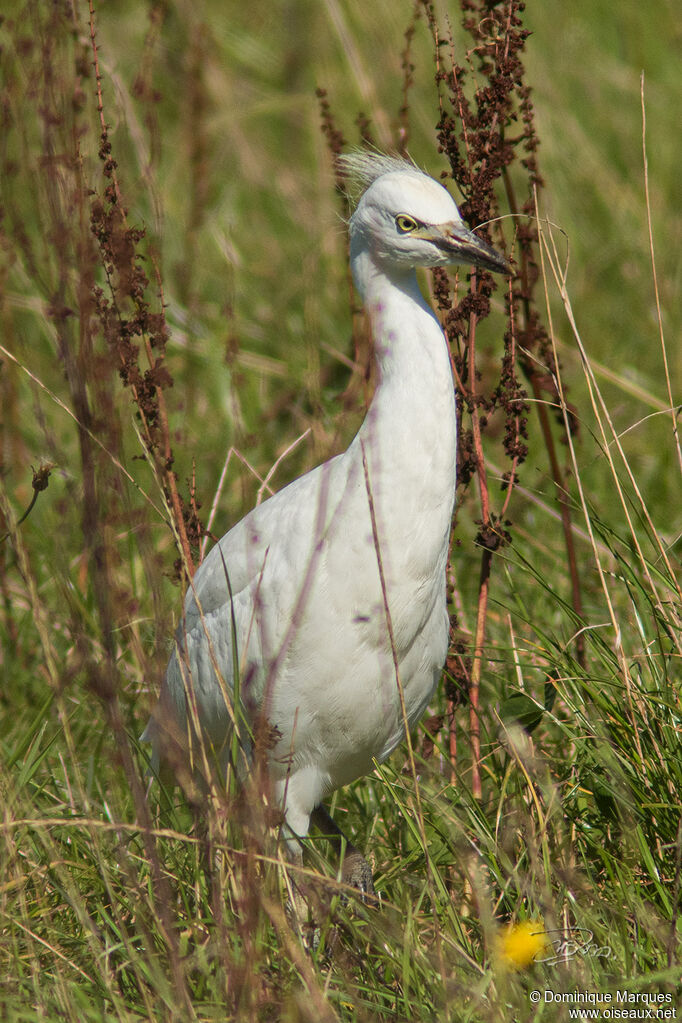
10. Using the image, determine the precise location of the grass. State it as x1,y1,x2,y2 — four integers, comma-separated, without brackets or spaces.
1,0,680,1020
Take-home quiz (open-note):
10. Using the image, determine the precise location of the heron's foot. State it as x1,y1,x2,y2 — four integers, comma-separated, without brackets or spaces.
311,803,379,907
341,849,377,905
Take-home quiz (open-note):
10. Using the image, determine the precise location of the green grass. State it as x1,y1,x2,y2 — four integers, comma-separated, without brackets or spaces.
1,0,680,1020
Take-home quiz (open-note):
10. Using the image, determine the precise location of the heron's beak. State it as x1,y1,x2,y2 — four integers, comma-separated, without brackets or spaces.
426,222,513,276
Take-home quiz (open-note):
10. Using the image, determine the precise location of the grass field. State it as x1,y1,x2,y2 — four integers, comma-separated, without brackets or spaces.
1,1,680,1020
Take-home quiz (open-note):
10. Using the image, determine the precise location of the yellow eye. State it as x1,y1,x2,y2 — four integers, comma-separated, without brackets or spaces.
395,214,418,234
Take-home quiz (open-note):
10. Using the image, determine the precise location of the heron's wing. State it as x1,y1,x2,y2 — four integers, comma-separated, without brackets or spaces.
184,453,346,631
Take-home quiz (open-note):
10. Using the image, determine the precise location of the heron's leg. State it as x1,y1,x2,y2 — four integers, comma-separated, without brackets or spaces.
311,804,376,901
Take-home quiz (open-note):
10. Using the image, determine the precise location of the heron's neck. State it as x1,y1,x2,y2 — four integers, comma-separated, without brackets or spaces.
352,254,457,503
358,257,454,410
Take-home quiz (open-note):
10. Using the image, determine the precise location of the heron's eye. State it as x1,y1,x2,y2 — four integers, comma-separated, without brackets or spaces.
395,214,418,234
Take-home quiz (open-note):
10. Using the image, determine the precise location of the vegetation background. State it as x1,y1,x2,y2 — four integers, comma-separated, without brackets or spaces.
0,0,680,1020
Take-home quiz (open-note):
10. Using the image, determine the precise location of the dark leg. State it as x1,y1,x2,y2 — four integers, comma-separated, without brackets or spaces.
311,804,376,901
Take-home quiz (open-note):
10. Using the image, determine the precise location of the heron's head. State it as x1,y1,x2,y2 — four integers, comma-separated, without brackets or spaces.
339,151,511,285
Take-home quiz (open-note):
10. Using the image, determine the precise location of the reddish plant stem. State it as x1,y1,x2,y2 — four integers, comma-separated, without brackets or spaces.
89,0,197,580
499,277,521,519
141,316,197,579
466,275,488,800
88,0,122,205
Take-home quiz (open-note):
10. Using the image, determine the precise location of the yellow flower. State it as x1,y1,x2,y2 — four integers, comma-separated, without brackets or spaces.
495,919,549,971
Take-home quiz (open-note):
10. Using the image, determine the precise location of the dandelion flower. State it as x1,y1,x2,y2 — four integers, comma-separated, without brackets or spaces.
495,919,549,971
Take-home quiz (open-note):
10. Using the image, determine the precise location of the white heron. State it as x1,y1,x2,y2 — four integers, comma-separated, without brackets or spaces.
143,151,511,895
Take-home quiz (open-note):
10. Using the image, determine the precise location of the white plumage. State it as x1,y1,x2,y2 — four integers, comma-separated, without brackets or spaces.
144,152,510,887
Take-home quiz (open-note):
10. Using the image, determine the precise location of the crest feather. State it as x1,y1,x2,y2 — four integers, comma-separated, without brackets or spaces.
336,149,429,202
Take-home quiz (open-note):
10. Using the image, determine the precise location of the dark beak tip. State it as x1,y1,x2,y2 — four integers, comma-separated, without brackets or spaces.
481,244,514,278
466,233,513,277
